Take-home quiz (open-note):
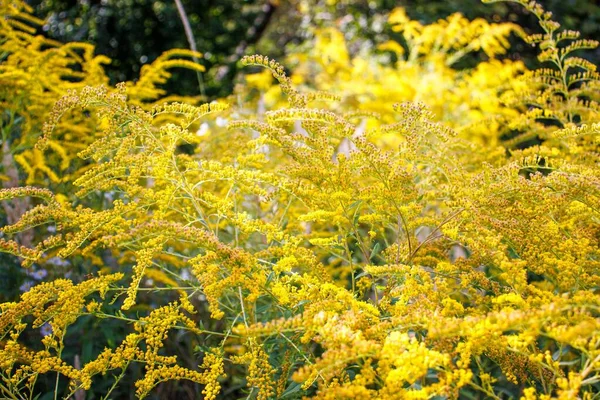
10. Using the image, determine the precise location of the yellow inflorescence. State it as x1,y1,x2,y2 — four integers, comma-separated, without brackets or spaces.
1,0,600,398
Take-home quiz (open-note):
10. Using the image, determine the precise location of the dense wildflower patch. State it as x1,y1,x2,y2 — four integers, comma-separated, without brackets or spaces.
1,0,599,398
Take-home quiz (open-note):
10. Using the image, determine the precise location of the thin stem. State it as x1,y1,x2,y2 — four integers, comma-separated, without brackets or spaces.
0,382,21,400
408,207,464,261
91,312,236,337
173,0,205,97
238,286,249,328
53,372,59,400
581,354,600,379
101,362,131,400
279,333,313,365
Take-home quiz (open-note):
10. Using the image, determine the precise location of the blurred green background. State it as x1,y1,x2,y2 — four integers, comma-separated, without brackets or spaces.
26,0,600,99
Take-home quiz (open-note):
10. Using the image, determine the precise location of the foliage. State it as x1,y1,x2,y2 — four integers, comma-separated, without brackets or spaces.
26,0,600,100
27,0,277,98
1,0,599,399
264,7,527,148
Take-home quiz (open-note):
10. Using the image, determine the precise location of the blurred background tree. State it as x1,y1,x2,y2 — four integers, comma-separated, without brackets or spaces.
27,0,599,99
27,0,278,98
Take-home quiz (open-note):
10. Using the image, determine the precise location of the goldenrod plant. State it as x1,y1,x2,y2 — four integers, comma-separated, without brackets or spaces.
247,7,527,148
1,0,599,399
1,1,204,187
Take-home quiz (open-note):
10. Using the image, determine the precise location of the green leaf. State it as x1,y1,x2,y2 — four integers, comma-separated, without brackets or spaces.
370,242,382,260
354,270,371,280
280,382,303,399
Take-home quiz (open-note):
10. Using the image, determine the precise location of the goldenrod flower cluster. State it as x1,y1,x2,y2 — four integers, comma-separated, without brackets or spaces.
1,0,600,398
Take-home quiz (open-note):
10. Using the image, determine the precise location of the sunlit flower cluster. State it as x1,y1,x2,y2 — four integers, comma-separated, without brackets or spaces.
1,0,599,398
